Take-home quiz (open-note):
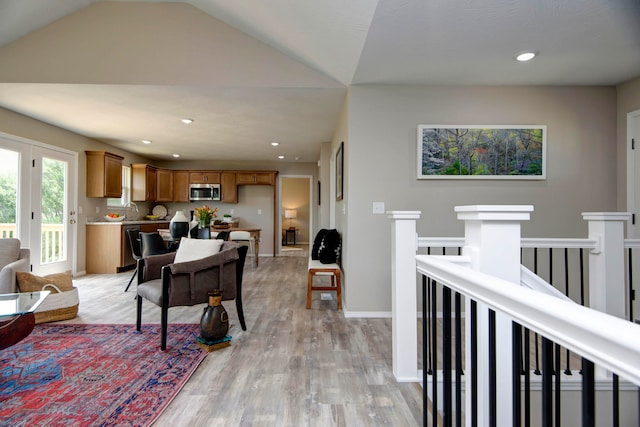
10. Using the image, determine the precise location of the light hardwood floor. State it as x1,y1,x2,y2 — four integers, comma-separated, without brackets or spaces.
62,253,423,426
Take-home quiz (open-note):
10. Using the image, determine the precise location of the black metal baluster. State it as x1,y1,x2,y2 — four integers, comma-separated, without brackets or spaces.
422,274,428,427
564,248,572,375
443,286,452,427
471,300,478,427
555,343,561,426
524,328,531,427
533,249,541,375
455,292,462,427
581,358,595,427
628,248,634,321
579,248,585,306
427,275,433,375
431,280,438,427
542,337,553,426
613,374,619,427
489,309,496,427
512,322,522,427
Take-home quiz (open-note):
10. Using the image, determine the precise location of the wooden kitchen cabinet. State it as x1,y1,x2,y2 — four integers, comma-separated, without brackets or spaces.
189,171,220,184
236,171,276,185
85,151,124,198
132,164,157,201
173,170,190,202
156,169,173,202
86,224,123,273
221,172,237,204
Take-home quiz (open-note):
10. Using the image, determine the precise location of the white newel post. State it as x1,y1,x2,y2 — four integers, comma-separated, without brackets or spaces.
582,212,631,320
456,205,533,427
388,211,421,382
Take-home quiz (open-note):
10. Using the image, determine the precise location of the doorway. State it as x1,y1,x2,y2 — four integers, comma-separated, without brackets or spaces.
627,109,640,238
279,175,312,256
0,134,77,275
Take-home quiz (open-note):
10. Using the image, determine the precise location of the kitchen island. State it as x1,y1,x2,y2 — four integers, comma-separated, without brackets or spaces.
85,220,169,274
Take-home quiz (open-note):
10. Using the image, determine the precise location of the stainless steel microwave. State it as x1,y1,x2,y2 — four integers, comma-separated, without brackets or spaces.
189,183,221,201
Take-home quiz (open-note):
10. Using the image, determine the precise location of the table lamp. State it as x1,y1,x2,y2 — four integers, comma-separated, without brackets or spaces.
284,209,297,229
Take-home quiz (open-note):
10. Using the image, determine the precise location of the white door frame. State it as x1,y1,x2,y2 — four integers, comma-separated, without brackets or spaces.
277,174,313,254
626,109,640,238
0,132,78,274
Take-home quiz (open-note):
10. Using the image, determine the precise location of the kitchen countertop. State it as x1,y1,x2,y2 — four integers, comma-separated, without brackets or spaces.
86,220,170,225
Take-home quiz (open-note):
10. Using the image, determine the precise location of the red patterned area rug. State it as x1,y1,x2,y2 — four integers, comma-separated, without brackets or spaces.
0,324,207,427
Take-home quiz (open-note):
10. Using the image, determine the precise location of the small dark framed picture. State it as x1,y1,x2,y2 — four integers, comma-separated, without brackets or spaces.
336,142,344,201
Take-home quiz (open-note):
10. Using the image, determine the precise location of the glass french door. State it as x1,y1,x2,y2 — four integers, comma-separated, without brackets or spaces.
30,147,76,275
0,136,76,276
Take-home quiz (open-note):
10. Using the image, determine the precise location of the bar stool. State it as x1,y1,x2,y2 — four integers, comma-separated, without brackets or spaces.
229,231,255,268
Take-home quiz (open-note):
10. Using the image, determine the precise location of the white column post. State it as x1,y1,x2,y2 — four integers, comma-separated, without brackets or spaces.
388,210,421,382
456,205,533,427
582,212,631,320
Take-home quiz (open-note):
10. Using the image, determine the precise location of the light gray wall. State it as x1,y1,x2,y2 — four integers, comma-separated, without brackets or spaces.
343,85,618,313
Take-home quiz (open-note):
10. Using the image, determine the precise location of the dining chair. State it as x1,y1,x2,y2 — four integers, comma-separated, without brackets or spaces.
139,232,170,258
229,231,255,269
124,229,142,292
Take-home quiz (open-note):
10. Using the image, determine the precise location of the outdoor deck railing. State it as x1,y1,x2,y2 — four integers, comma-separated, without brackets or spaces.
0,223,64,263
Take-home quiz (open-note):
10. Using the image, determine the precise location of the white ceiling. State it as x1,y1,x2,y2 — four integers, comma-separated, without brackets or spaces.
0,0,638,163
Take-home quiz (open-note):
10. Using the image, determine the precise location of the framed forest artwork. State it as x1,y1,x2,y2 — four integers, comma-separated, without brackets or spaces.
417,125,546,180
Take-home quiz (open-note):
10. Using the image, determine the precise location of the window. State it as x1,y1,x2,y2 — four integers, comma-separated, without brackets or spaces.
107,165,131,207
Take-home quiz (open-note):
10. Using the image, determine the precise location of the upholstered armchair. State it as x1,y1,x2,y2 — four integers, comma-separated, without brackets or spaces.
136,240,248,350
0,239,30,294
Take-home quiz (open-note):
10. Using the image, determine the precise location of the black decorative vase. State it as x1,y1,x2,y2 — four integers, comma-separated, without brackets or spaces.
200,290,229,342
170,211,189,238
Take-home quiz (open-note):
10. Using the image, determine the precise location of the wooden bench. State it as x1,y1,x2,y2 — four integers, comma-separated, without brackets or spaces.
306,259,342,309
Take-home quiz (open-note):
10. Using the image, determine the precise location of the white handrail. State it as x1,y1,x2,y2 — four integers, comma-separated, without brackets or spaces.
418,236,599,250
416,254,640,386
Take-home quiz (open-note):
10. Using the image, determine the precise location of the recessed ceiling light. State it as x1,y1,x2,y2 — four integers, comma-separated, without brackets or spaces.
278,155,285,159
271,142,279,146
515,51,537,62
181,118,193,124
142,140,152,144
172,154,180,158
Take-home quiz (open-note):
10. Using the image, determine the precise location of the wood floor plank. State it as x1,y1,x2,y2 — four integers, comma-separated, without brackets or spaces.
60,253,423,426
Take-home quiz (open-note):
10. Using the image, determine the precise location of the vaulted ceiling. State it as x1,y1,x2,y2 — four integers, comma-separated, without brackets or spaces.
0,0,638,162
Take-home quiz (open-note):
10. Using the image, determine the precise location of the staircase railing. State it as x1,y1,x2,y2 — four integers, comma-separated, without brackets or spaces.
389,207,640,426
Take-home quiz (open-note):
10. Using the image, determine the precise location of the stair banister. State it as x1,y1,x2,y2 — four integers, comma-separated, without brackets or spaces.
455,205,533,427
582,212,631,320
387,211,421,382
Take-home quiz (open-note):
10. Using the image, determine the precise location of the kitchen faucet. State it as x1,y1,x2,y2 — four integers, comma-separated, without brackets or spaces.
124,202,138,219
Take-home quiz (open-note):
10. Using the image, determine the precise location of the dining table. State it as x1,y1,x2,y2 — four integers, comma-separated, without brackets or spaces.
158,227,262,266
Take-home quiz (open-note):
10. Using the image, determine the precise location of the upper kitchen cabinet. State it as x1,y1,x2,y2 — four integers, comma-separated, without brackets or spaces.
173,170,190,202
85,151,124,198
155,169,173,202
221,172,237,204
131,164,157,201
236,171,277,186
189,171,221,184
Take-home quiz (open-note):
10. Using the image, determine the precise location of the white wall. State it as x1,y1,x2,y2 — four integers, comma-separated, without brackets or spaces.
344,85,618,313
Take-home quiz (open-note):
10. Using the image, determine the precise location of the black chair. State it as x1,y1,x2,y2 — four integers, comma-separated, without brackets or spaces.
140,232,170,258
125,229,142,292
215,230,230,241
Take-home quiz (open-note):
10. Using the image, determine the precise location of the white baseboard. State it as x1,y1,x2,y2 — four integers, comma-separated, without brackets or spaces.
343,310,392,318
